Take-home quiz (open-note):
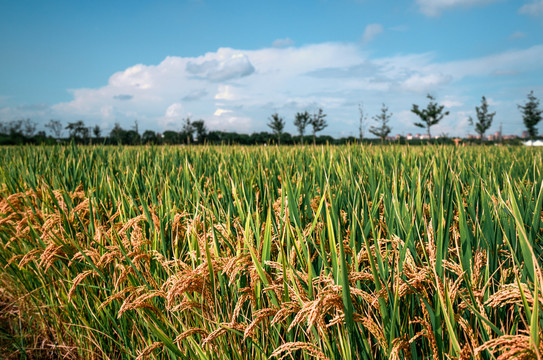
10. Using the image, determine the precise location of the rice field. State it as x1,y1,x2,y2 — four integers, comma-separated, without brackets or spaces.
0,144,542,359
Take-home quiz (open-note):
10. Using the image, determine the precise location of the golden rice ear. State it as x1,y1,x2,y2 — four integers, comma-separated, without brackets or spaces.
135,341,163,360
270,342,329,360
475,332,542,359
67,270,97,302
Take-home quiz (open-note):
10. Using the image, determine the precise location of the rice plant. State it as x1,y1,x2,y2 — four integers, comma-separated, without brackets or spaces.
0,144,541,359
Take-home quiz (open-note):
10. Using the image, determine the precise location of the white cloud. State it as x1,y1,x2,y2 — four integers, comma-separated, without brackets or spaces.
214,108,231,116
519,0,543,17
272,38,294,48
4,42,543,137
186,51,255,82
441,99,463,108
214,85,239,100
362,24,383,44
165,103,183,118
401,73,452,92
416,0,499,17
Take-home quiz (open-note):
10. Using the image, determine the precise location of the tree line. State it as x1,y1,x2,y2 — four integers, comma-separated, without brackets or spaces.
0,91,541,146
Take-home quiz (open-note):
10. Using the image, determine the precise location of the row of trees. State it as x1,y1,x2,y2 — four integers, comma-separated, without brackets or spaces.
360,91,541,141
267,108,328,145
267,92,541,143
1,92,541,145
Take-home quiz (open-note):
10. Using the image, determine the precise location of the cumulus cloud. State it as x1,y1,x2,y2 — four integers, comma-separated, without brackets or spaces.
416,0,499,17
182,89,208,101
519,0,543,17
401,73,452,92
362,24,383,44
5,42,543,137
186,52,255,82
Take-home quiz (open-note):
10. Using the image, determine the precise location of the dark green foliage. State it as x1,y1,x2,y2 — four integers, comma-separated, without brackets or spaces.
267,113,285,144
310,108,327,145
294,111,311,143
369,103,392,141
411,94,449,138
518,91,542,139
469,96,495,139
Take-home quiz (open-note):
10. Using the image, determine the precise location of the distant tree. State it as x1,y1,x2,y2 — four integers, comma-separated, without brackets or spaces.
310,108,327,145
22,119,37,137
267,113,285,145
411,94,449,139
142,130,158,144
109,123,125,144
358,103,367,143
468,96,495,140
180,117,194,144
518,91,542,139
7,120,23,136
369,104,392,142
125,130,141,145
66,120,89,142
163,130,180,144
192,120,207,143
45,119,63,139
294,111,311,144
132,120,140,145
93,125,101,139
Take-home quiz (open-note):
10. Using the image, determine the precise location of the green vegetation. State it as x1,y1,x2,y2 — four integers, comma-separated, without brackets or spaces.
0,144,542,359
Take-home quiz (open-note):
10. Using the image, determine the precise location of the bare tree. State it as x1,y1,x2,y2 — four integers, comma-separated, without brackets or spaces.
22,119,36,137
358,103,367,143
45,119,63,139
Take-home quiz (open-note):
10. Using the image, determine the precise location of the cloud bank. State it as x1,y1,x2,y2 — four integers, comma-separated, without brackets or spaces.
416,0,500,17
2,42,543,137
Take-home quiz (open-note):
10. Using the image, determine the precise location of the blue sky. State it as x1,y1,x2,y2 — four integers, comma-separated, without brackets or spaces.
1,0,543,138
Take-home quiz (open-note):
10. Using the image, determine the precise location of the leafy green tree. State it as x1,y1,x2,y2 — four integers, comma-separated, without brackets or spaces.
267,113,285,145
468,96,495,140
518,91,542,139
411,94,449,139
294,111,311,144
192,120,207,143
109,123,125,144
369,104,392,142
163,130,180,144
142,130,158,144
310,108,327,145
66,120,89,142
93,125,101,139
180,117,194,144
